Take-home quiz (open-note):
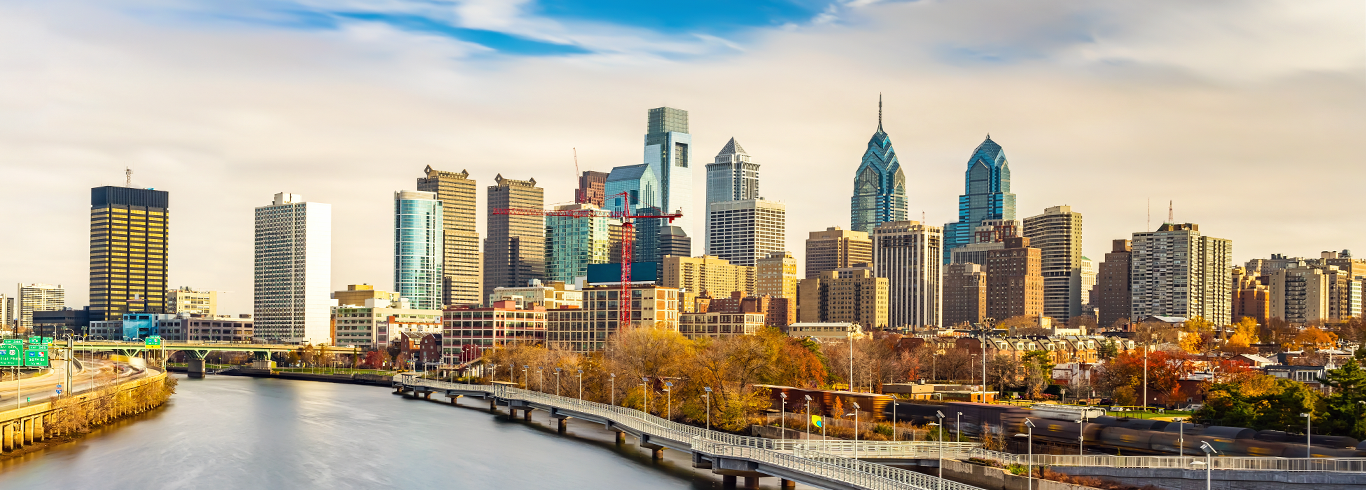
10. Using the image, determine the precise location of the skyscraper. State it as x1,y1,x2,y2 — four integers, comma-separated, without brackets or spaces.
90,186,169,321
603,164,659,215
805,227,873,279
943,263,986,326
394,190,443,310
417,166,481,306
985,237,1043,321
1092,240,1133,329
1130,223,1232,325
644,107,693,238
943,136,1017,263
871,220,942,330
484,175,545,300
705,199,785,268
851,98,908,234
706,138,759,223
1023,205,1084,321
17,284,64,334
544,203,613,284
254,193,332,344
575,170,609,207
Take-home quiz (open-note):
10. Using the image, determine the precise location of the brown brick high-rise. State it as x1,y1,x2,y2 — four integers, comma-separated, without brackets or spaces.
483,175,545,302
418,166,481,306
986,237,1042,321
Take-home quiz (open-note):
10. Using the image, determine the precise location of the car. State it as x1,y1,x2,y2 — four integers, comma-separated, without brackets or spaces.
1180,403,1204,411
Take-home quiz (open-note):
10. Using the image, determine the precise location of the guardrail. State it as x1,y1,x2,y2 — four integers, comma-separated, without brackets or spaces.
968,449,1366,473
396,375,982,490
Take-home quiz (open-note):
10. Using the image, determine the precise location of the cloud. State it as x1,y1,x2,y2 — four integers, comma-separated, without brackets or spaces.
0,0,1362,314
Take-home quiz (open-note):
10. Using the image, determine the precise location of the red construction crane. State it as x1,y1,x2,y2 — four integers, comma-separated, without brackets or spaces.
491,193,680,329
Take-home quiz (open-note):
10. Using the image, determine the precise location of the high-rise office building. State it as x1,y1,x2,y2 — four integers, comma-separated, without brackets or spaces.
871,221,942,329
484,175,545,300
1023,205,1084,321
706,138,760,242
706,199,785,268
943,263,986,326
575,170,609,207
851,98,907,234
166,287,218,316
1130,223,1232,325
17,283,64,334
545,203,613,284
1092,240,1133,329
604,164,660,215
632,206,664,267
394,190,444,310
254,193,332,344
417,166,481,306
90,186,169,321
805,227,873,279
658,226,691,260
797,267,889,330
943,136,1017,264
985,237,1043,321
644,107,694,238
949,219,1020,265
756,251,798,299
1077,256,1096,311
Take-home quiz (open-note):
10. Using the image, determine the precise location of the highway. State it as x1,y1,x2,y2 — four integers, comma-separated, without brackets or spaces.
0,356,149,409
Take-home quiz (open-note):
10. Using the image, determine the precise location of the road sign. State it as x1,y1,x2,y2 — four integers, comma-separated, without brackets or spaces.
28,336,40,344
0,346,19,367
40,337,53,345
23,348,49,367
145,336,163,350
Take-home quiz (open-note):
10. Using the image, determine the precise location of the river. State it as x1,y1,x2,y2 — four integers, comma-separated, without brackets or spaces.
0,374,801,489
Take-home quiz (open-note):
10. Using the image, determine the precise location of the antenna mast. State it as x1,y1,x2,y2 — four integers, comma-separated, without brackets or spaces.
125,167,132,187
573,147,580,178
1168,200,1174,224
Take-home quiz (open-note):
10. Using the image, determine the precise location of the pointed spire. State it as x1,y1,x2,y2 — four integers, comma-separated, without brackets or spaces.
878,93,883,132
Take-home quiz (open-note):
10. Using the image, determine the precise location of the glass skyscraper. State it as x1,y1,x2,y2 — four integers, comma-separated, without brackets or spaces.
394,190,443,310
643,107,693,240
943,136,1017,263
544,203,612,284
604,163,659,215
850,99,908,234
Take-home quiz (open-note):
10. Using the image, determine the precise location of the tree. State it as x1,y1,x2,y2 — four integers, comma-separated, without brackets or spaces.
1067,315,1099,333
1319,359,1366,439
1293,326,1337,351
1020,350,1054,399
1097,339,1119,360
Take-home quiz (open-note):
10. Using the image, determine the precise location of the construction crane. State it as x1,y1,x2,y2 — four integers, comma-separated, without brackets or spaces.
491,192,680,329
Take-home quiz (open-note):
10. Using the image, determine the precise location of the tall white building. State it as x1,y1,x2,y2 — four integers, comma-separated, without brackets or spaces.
705,199,785,268
254,193,332,344
1130,223,1232,325
1023,205,1084,321
17,283,64,333
872,221,942,329
1076,256,1096,311
706,138,759,244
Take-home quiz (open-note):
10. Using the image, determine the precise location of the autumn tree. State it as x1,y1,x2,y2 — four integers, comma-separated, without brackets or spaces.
1223,317,1260,354
1020,350,1054,399
1293,326,1337,351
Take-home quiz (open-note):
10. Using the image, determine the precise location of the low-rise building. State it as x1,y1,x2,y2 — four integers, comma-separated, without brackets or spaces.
443,301,546,365
706,291,795,330
333,304,442,350
184,315,253,342
788,322,865,342
488,280,583,310
546,285,681,352
678,312,766,340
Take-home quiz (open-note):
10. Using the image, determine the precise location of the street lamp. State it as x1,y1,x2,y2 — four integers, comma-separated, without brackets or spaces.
641,377,650,415
936,410,946,485
577,369,583,400
1173,417,1184,457
664,381,673,420
848,402,861,460
848,326,856,392
803,394,812,442
1302,412,1312,458
1197,440,1216,490
780,392,788,442
538,367,544,392
522,365,529,389
704,387,712,432
609,373,616,405
956,411,963,443
1020,418,1036,490
555,368,562,397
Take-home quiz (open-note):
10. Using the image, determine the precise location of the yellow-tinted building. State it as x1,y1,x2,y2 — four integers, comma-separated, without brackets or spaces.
90,186,169,322
661,255,754,309
756,251,798,298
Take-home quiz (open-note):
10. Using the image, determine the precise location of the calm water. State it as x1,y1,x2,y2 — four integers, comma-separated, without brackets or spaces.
0,375,796,489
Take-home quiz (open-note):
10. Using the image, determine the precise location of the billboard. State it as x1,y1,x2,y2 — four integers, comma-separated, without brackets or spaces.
585,262,659,284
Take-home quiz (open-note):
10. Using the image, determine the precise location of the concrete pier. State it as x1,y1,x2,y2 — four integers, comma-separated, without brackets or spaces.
614,431,625,444
187,358,206,379
557,418,567,434
722,475,736,489
780,479,795,489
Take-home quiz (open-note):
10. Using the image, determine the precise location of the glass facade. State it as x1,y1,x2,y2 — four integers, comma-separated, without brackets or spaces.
604,164,659,215
395,191,444,310
850,112,908,234
644,107,694,238
544,204,612,284
943,136,1017,263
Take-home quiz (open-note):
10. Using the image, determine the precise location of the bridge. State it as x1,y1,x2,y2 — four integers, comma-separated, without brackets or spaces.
394,375,983,490
67,341,362,378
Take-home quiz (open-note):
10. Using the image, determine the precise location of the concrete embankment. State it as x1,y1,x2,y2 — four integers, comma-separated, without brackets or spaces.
0,370,173,457
213,368,394,386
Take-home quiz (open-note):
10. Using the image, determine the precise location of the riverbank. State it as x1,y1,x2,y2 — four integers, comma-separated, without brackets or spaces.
0,371,175,461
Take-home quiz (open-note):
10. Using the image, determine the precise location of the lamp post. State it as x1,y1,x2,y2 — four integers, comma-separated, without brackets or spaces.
848,402,861,460
1173,417,1184,457
892,395,898,441
1198,441,1216,490
610,373,616,405
538,367,544,392
577,369,583,400
848,326,856,392
642,377,650,415
1022,418,1036,490
956,411,963,443
780,392,788,442
522,365,529,389
664,381,673,420
704,387,712,432
1302,412,1312,458
555,368,562,397
803,394,812,442
936,410,946,486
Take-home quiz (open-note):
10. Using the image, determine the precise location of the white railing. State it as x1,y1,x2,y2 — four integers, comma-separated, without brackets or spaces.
396,375,981,490
967,449,1366,473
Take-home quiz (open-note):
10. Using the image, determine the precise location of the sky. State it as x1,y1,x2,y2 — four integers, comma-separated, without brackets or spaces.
1,0,1363,315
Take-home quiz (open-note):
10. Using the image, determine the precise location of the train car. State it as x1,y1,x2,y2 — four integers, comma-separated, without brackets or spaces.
758,385,894,421
1097,427,1156,453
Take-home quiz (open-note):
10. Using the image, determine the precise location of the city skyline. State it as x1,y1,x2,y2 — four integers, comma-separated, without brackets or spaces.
2,1,1363,314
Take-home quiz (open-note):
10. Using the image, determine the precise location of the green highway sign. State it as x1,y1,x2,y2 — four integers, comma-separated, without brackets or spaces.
23,348,49,367
28,336,40,345
0,345,19,367
145,336,163,349
40,337,53,345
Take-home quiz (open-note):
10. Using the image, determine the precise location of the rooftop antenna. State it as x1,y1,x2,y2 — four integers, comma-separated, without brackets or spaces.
573,147,580,178
878,93,883,131
1168,200,1174,224
125,167,132,187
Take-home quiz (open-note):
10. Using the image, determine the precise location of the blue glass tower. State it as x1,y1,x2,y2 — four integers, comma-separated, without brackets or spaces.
851,97,908,233
395,190,444,309
942,136,1016,263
